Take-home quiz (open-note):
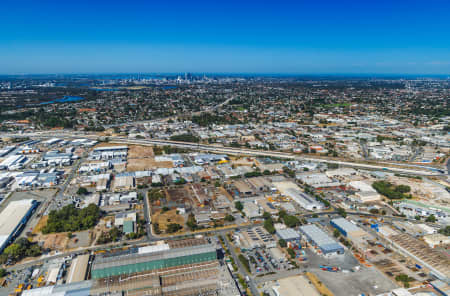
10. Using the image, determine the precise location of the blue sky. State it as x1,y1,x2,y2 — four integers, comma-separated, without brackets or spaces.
1,0,449,74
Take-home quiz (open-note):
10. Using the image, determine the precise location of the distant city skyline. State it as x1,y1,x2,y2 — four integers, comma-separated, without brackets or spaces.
1,0,450,74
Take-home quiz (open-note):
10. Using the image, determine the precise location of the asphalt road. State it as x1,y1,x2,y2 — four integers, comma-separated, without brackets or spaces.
223,234,260,296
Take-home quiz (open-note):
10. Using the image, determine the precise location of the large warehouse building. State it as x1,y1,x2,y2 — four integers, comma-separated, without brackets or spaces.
0,199,38,252
299,224,344,255
88,238,223,296
331,218,367,238
91,242,217,278
285,188,323,211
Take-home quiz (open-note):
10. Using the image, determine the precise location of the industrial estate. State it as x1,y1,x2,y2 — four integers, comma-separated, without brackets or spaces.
0,74,448,296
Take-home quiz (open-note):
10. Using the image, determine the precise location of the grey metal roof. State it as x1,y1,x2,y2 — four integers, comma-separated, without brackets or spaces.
92,244,215,271
299,224,343,254
276,228,300,240
331,218,361,233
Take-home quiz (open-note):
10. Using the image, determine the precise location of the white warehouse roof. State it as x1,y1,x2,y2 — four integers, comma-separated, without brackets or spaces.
0,199,36,250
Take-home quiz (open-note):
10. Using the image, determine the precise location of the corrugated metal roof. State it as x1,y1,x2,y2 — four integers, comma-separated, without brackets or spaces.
331,218,361,233
92,243,215,271
299,224,343,254
276,228,300,240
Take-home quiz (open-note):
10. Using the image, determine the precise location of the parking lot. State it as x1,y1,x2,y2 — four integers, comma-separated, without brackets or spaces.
301,247,398,296
243,247,294,276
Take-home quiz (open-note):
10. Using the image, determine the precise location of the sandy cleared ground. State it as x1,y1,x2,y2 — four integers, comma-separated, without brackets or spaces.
94,142,127,148
128,145,154,158
41,233,68,251
127,158,173,171
152,209,185,232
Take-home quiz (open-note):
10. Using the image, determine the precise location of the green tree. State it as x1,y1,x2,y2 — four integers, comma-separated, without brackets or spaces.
263,218,276,234
333,229,341,238
186,214,198,230
287,248,296,259
224,214,235,222
283,215,300,228
77,187,88,195
166,223,182,233
425,214,437,223
438,226,450,236
279,239,287,248
235,201,243,211
337,208,347,218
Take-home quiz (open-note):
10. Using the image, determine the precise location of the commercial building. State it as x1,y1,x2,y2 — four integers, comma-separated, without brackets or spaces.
113,173,135,191
272,275,320,296
276,228,301,243
155,154,184,166
284,188,323,211
234,180,254,196
66,254,90,284
242,201,261,218
91,241,217,278
299,224,344,255
396,201,450,224
0,199,38,252
423,233,450,248
0,155,27,170
42,151,73,166
22,281,92,296
331,218,366,238
348,181,381,202
89,239,223,295
91,145,128,160
296,172,341,189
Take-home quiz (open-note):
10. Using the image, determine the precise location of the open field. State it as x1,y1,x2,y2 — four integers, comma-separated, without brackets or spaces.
41,233,68,251
94,142,126,148
152,209,185,232
128,145,154,158
126,158,173,171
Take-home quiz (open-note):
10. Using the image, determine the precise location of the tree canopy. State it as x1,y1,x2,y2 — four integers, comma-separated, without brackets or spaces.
42,204,100,234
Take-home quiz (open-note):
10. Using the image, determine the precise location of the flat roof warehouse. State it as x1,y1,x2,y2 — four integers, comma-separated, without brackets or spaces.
0,199,38,251
299,224,344,255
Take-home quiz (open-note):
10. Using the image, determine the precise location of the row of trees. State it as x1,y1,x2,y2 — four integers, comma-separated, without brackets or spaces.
169,133,199,143
0,238,42,264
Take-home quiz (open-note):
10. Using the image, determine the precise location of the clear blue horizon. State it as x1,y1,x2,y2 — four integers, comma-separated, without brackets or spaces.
1,0,450,75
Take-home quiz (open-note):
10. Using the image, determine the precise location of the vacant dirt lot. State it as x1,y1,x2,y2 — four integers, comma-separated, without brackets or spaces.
94,142,127,148
152,209,185,232
127,158,173,171
128,145,154,158
41,233,68,251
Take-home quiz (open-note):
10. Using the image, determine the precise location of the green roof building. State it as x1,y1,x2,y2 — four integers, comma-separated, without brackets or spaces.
123,220,134,234
91,243,217,279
